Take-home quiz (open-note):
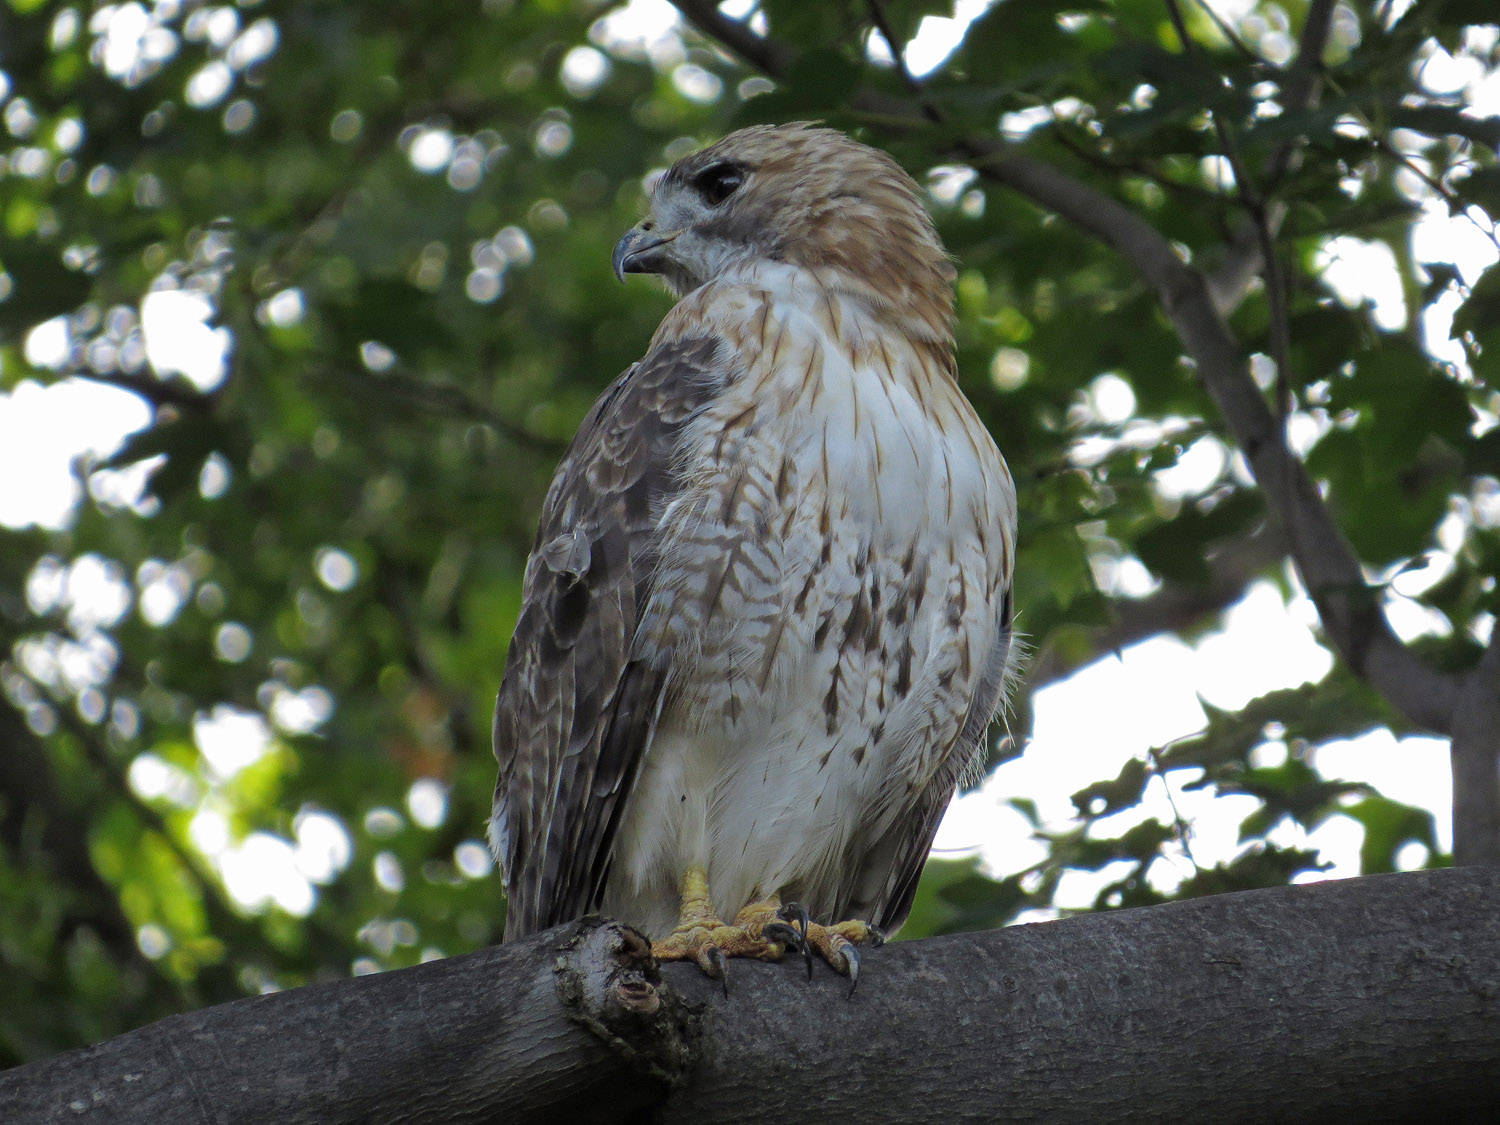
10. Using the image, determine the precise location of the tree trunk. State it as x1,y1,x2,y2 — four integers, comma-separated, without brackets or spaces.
1451,646,1500,866
4,869,1498,1123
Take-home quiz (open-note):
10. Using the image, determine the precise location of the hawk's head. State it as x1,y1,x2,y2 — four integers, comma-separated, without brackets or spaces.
613,124,956,338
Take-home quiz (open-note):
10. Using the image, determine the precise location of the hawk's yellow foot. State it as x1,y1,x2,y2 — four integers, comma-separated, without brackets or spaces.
650,867,791,993
650,867,884,996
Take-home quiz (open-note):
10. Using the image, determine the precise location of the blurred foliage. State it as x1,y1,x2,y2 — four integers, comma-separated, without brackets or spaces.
0,0,1495,1065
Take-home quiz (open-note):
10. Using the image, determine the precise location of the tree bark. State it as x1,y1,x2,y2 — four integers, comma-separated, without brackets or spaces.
5,869,1499,1123
0,918,696,1124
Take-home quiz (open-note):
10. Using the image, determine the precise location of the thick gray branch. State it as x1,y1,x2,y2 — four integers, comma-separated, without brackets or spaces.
4,870,1499,1122
659,867,1500,1121
956,141,1458,734
0,920,696,1124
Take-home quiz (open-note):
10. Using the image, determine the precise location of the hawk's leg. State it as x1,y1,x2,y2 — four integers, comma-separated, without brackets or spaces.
650,866,791,990
649,867,884,995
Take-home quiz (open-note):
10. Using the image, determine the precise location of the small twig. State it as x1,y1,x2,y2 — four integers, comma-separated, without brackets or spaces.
865,0,913,89
1206,0,1336,312
59,368,212,411
371,368,567,454
671,0,793,77
1049,123,1229,205
1192,0,1261,63
866,0,935,117
1326,87,1500,260
1149,743,1201,871
1162,0,1260,210
52,703,245,930
1264,0,1337,192
1164,0,1295,418
308,355,565,455
1255,208,1296,419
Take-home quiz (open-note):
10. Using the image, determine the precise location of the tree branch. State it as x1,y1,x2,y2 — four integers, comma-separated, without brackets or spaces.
5,870,1499,1120
0,918,696,1123
661,868,1500,1121
865,0,930,108
1024,523,1286,691
56,368,212,412
309,358,566,455
0,697,145,969
1205,0,1337,315
672,0,794,76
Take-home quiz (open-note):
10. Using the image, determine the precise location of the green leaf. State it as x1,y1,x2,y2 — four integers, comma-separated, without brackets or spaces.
872,0,956,50
1134,490,1264,586
1172,846,1328,897
1388,105,1500,154
734,47,864,123
1238,91,1397,149
1451,263,1500,345
0,239,92,334
1095,41,1245,143
1072,757,1149,817
1342,796,1438,873
959,0,1101,91
1308,342,1470,563
1451,165,1500,217
1162,676,1393,776
903,857,1031,937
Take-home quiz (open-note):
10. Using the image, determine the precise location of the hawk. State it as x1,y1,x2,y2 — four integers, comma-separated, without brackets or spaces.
490,124,1016,986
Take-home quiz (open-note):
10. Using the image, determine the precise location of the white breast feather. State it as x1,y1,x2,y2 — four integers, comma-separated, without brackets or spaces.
601,266,1015,937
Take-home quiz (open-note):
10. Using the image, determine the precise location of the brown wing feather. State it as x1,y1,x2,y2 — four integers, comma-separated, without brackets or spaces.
861,591,1015,934
492,337,721,939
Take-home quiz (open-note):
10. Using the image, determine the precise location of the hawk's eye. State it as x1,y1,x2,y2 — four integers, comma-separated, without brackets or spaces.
694,163,744,206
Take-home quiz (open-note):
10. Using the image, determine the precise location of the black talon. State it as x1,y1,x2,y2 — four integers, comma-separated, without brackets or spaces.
763,921,805,953
777,902,814,979
866,923,887,948
704,944,729,997
843,941,861,998
764,921,813,980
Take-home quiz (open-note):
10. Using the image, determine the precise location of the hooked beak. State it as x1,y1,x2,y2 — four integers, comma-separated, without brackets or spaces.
612,223,679,283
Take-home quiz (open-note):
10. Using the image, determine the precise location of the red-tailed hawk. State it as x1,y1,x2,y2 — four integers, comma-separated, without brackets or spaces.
491,124,1016,987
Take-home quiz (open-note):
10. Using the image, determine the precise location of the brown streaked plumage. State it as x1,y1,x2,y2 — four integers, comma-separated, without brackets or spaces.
491,124,1017,980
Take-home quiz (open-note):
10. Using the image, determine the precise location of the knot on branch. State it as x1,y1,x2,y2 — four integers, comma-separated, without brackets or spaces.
554,917,703,1088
